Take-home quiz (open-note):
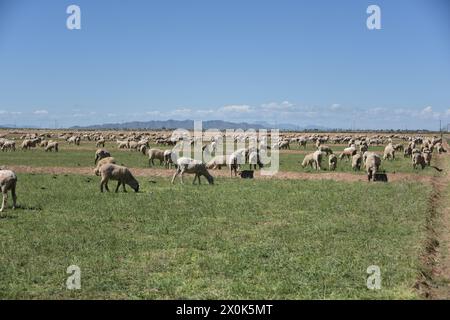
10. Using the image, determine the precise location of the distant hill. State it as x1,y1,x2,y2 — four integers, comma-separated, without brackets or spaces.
69,119,334,131
70,120,269,130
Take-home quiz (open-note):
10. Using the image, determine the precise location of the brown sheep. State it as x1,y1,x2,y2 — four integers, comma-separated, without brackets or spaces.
98,163,139,193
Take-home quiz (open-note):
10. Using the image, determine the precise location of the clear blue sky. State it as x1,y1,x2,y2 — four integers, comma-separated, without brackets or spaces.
0,0,449,129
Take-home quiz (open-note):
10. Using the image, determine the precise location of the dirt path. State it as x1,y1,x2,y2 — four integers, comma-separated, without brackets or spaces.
418,137,450,299
4,164,434,184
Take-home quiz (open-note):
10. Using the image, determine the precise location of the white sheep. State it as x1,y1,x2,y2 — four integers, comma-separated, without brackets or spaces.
98,163,139,192
339,146,356,161
352,153,362,171
148,148,165,166
0,169,17,214
364,152,381,181
45,141,59,152
383,143,395,160
171,157,214,184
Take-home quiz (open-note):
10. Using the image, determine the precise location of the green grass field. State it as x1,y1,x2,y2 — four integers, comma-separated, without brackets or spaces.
0,173,431,299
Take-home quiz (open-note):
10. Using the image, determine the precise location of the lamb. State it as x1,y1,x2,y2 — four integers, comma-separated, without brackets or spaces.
45,141,59,152
0,169,17,214
364,152,381,181
94,149,111,164
301,153,315,169
383,143,395,160
302,151,323,170
147,148,165,166
352,153,362,171
328,154,337,171
94,157,116,176
98,163,139,193
171,157,214,185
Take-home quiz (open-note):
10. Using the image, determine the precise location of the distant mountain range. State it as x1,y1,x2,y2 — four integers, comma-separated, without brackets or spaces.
69,119,330,131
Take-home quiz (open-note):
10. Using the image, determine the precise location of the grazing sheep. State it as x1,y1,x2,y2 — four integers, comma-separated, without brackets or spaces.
96,138,106,148
45,141,59,152
328,154,337,171
21,138,40,150
302,151,323,170
117,140,129,149
352,153,362,171
94,157,116,176
383,143,396,160
171,157,214,185
99,163,139,193
278,140,290,150
423,150,432,166
0,169,17,214
148,148,165,166
364,152,381,181
94,149,111,165
301,153,315,169
1,140,15,152
339,146,356,161
412,153,426,170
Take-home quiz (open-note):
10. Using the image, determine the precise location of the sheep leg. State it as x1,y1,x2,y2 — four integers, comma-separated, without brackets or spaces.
11,184,17,209
180,171,185,184
115,181,121,193
171,169,180,184
1,191,7,213
100,178,110,192
193,174,198,185
122,182,127,192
